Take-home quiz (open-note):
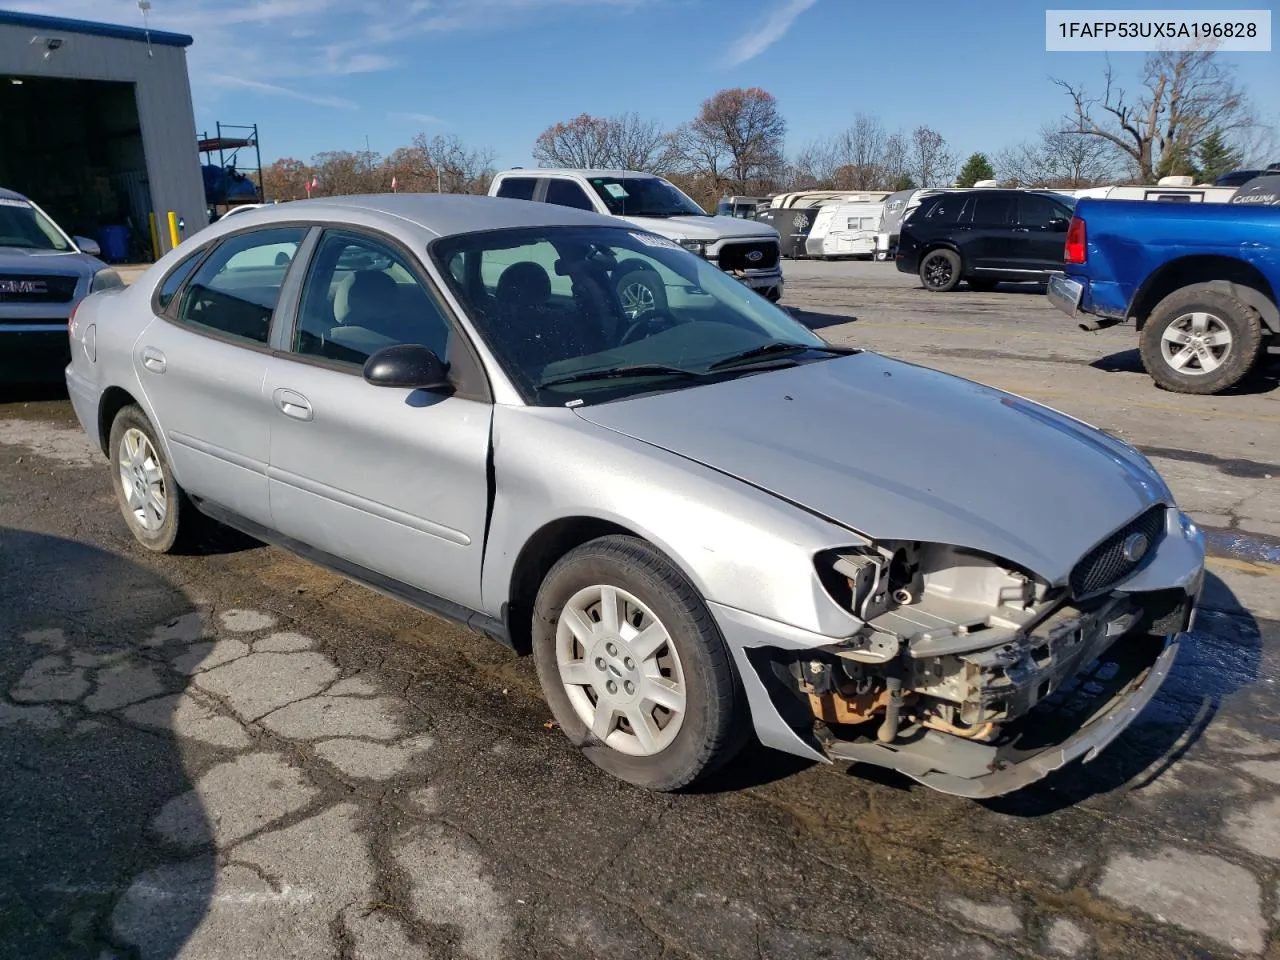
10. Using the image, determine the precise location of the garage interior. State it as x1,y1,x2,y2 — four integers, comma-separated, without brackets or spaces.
0,74,150,260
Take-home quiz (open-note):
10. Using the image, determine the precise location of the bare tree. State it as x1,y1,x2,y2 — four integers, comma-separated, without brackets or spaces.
789,138,840,188
674,87,787,193
261,157,311,201
832,114,889,189
532,114,612,168
309,150,384,196
880,133,910,189
1054,47,1255,182
410,133,497,194
997,126,1124,187
907,126,956,187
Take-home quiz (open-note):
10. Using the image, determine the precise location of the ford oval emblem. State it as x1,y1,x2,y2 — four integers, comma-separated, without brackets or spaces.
746,250,763,263
1121,532,1149,563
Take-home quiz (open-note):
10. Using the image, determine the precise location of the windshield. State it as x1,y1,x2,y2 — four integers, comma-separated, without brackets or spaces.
587,177,707,218
0,197,71,251
432,225,833,405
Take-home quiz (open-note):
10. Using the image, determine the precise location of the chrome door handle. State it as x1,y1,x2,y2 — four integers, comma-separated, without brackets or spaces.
273,388,313,422
141,347,166,373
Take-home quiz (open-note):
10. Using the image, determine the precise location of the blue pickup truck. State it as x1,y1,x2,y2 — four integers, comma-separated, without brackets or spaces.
1048,194,1280,394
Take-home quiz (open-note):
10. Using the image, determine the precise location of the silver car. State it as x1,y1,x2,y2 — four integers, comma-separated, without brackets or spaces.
65,195,1204,797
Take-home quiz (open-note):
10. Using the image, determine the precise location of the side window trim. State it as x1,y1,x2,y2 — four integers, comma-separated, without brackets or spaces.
162,224,311,352
276,225,493,404
267,226,322,352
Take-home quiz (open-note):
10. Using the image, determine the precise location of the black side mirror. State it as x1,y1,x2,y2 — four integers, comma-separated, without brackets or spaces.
362,343,451,391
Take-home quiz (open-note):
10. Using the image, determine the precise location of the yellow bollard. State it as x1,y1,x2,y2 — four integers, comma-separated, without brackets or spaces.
167,211,180,251
148,212,161,261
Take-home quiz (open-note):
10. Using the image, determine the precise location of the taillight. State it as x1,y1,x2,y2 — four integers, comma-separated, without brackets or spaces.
1065,217,1087,264
68,300,79,335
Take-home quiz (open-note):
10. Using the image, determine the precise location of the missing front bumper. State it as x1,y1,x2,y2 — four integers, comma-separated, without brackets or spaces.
813,631,1180,798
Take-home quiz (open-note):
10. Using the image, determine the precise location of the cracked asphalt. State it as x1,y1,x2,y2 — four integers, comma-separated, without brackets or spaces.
1,259,1278,960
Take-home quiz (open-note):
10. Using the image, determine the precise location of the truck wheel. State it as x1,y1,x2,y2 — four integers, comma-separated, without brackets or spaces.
1139,285,1264,394
614,264,668,321
919,249,961,292
531,535,748,791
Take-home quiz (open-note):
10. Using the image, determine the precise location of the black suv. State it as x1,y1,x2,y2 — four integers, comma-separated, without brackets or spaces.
896,189,1075,292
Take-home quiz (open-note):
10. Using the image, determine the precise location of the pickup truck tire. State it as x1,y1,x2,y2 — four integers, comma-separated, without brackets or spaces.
614,263,668,321
1140,285,1263,394
531,534,748,791
920,249,961,292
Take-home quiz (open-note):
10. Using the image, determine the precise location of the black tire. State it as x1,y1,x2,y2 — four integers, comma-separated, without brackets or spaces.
967,278,998,292
1138,284,1264,395
919,248,961,292
532,535,748,791
107,404,197,553
614,264,669,320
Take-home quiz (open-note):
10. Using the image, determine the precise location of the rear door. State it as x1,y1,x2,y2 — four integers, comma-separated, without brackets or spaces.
1014,194,1073,272
966,192,1017,270
263,228,493,610
135,226,309,526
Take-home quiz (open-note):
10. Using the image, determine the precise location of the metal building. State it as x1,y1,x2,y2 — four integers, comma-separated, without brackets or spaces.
0,10,206,260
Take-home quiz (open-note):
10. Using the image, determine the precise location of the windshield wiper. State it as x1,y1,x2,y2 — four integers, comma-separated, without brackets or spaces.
706,341,860,371
537,363,705,389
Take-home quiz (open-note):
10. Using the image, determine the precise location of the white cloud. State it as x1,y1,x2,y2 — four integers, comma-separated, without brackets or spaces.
207,75,358,110
390,111,447,125
721,0,817,67
3,0,649,110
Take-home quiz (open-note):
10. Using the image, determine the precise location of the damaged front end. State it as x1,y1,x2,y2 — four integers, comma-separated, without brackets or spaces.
746,510,1196,798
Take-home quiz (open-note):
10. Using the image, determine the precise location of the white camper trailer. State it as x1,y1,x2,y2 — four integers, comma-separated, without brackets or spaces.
805,201,885,259
1072,177,1238,203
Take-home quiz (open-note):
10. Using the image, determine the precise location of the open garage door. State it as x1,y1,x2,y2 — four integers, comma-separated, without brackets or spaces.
0,76,151,261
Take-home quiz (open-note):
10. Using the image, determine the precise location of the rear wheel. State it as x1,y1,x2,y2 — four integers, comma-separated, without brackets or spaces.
532,535,747,791
1139,285,1263,394
107,404,197,553
919,249,961,292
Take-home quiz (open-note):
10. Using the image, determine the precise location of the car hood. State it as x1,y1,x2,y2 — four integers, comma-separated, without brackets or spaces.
620,214,781,243
572,353,1169,585
0,248,105,274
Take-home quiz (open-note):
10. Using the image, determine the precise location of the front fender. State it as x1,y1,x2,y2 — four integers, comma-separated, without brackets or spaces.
481,405,866,637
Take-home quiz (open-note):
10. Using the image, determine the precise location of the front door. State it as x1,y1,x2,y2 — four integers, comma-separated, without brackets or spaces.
1014,194,1073,272
135,226,308,527
264,229,493,611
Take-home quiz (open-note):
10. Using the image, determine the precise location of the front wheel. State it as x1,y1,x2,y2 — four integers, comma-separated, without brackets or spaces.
919,249,961,292
1138,284,1264,394
532,535,747,791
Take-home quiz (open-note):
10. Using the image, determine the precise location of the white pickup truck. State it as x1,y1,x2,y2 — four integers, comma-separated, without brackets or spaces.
488,169,784,313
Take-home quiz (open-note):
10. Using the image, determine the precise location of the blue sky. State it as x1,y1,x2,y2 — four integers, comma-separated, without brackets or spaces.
13,0,1280,167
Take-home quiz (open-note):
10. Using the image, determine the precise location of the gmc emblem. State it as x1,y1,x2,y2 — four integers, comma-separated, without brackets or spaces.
0,279,48,294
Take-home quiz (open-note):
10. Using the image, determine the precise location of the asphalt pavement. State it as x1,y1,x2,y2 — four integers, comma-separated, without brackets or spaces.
0,260,1277,960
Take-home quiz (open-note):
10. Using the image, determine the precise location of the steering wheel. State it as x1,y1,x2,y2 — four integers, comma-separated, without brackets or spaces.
619,309,683,346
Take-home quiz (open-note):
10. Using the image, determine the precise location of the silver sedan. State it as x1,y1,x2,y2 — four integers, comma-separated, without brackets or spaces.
65,195,1205,797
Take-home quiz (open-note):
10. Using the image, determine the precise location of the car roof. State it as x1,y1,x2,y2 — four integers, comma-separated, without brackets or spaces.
497,168,660,180
235,193,630,237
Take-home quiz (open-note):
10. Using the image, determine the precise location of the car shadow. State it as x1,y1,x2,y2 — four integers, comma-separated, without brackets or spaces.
786,306,858,331
0,382,71,405
979,571,1262,816
0,527,213,959
1090,348,1280,395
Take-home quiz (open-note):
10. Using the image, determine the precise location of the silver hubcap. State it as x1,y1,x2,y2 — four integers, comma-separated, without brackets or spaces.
619,281,656,320
118,428,167,532
556,584,686,757
1161,311,1233,375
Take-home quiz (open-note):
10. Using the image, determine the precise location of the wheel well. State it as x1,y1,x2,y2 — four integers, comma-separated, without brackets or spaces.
921,243,962,268
97,386,138,455
505,517,636,655
1130,256,1278,332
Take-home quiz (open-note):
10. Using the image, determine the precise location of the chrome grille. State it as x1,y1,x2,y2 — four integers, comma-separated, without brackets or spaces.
1070,506,1166,598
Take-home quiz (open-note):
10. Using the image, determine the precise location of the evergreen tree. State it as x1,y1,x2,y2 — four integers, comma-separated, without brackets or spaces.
956,152,996,187
1196,130,1243,182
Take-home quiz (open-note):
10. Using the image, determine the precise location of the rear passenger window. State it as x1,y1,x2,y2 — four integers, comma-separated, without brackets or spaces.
495,177,538,201
176,228,305,345
972,193,1015,225
1017,195,1060,227
545,179,596,211
156,250,204,311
